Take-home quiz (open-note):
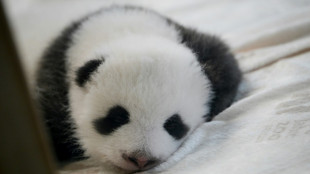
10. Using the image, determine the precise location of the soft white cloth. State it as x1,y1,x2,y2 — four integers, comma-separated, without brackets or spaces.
5,0,310,173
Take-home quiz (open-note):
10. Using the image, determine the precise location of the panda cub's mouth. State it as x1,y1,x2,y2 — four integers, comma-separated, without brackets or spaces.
112,162,160,174
106,155,162,173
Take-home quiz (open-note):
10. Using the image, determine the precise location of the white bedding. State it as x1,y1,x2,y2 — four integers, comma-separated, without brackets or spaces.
5,0,310,173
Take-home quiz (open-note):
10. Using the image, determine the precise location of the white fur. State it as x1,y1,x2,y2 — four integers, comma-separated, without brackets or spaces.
66,7,212,171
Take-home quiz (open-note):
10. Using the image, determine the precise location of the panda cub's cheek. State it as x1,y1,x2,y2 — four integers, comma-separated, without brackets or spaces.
93,105,130,135
163,114,189,140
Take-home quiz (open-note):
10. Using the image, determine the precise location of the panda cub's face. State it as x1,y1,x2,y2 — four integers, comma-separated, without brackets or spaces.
70,38,211,172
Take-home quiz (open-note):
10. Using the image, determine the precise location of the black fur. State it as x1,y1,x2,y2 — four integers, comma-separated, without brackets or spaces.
36,19,87,163
75,59,104,87
93,105,130,135
36,8,106,164
171,23,242,121
163,114,189,140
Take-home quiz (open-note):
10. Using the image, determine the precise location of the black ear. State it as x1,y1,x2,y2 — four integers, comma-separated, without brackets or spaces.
75,59,104,87
172,23,242,121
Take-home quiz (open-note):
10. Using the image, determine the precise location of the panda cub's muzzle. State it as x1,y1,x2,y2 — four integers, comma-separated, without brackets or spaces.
121,150,160,171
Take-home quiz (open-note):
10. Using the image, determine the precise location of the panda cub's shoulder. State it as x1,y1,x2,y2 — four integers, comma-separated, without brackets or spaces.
36,5,241,164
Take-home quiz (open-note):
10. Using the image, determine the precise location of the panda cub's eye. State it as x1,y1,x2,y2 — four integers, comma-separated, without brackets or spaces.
163,114,189,140
93,105,130,135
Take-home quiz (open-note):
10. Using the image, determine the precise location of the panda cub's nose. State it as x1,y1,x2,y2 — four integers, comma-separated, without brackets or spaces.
122,153,159,169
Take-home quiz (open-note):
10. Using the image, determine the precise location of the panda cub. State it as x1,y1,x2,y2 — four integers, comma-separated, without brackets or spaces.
36,5,241,172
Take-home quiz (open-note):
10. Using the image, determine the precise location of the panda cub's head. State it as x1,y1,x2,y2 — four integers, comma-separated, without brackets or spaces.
68,36,212,171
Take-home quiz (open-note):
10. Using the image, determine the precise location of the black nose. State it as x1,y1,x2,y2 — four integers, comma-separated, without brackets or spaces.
122,153,159,169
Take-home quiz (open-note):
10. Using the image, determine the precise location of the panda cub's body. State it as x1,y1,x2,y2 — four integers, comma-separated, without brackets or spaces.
36,6,241,172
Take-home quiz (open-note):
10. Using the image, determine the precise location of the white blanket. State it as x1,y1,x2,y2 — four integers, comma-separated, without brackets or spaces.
5,0,310,173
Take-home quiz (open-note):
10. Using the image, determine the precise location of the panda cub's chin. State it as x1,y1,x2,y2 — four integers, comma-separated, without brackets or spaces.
36,5,242,170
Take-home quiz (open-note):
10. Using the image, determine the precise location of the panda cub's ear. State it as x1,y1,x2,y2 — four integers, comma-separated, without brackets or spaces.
75,59,104,87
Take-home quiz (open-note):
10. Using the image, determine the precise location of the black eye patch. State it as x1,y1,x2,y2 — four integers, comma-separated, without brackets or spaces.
93,105,130,135
163,114,189,140
75,59,104,87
